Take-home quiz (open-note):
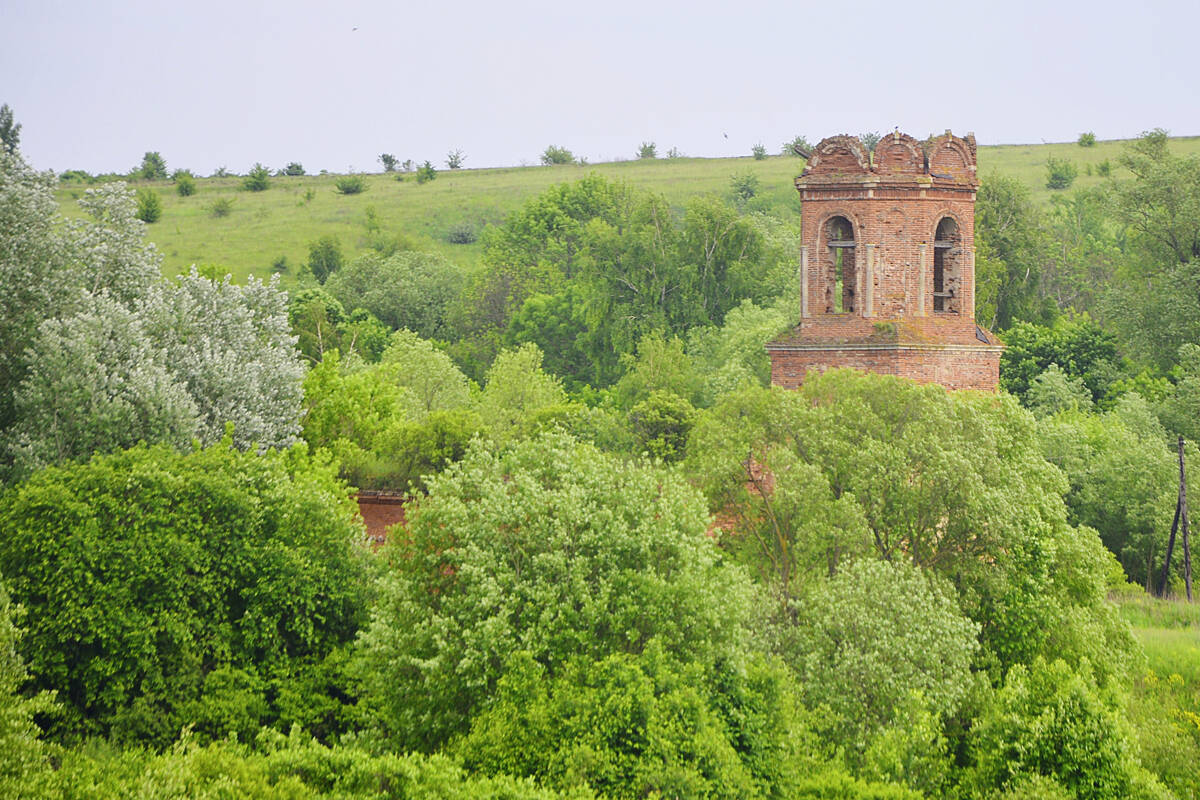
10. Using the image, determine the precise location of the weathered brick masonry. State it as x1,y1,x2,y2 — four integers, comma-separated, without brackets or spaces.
767,131,1002,391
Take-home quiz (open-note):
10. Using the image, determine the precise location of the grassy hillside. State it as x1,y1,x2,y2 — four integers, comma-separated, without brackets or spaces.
54,135,1200,286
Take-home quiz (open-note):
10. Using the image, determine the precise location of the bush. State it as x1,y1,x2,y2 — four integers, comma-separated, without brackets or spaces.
175,172,196,196
446,149,465,169
333,174,366,195
1078,131,1097,147
0,442,371,745
307,235,343,283
243,162,270,191
416,160,436,183
1097,159,1113,177
446,221,477,244
540,144,575,165
209,197,234,217
379,153,397,172
752,142,768,160
637,141,657,159
325,251,465,339
860,131,882,151
135,188,162,223
1045,156,1078,190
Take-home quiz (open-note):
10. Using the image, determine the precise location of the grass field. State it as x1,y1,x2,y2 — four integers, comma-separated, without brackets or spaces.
54,135,1200,287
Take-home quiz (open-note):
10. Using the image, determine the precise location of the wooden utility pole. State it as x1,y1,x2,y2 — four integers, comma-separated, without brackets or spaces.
1182,437,1193,602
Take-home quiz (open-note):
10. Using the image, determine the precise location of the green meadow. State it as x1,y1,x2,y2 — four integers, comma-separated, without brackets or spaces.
54,135,1200,286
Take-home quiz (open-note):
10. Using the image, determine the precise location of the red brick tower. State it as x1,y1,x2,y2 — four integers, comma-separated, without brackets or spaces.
767,131,1002,391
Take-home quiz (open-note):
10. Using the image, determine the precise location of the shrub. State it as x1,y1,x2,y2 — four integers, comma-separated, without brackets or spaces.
1097,159,1113,177
210,166,229,178
1045,156,1078,189
283,162,305,176
307,235,343,283
334,174,366,195
1078,131,1097,147
209,197,234,217
271,254,288,273
860,131,882,151
637,141,657,159
135,188,162,223
242,162,270,191
379,153,397,172
416,160,436,183
752,142,768,160
540,144,575,165
446,149,465,169
446,221,476,244
174,172,196,196
401,158,414,172
667,146,683,158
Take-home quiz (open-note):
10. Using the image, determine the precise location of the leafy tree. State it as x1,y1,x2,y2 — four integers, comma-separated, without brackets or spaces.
637,141,657,159
416,160,436,183
859,131,882,151
135,187,162,222
476,343,567,438
687,299,792,405
378,153,397,172
752,142,768,160
446,149,465,169
613,330,702,410
791,559,979,744
1039,188,1124,314
0,150,74,430
143,269,305,451
380,329,473,415
340,308,390,363
283,161,305,176
0,441,371,745
999,317,1123,406
0,104,20,154
288,287,347,363
1038,395,1178,589
505,290,595,390
730,172,759,201
1045,156,1078,190
354,433,758,750
325,250,466,340
0,575,58,797
540,144,575,165
136,151,167,180
975,172,1054,329
1155,342,1200,443
687,372,1136,681
783,134,811,156
174,170,196,196
301,350,416,454
5,292,198,475
629,390,696,463
306,234,343,283
1024,363,1094,416
243,162,271,191
1078,131,1097,147
967,658,1160,800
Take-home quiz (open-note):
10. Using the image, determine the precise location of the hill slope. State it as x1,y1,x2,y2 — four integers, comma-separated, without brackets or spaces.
55,136,1200,286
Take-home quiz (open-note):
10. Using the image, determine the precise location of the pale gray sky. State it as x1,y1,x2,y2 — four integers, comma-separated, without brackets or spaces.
2,0,1197,175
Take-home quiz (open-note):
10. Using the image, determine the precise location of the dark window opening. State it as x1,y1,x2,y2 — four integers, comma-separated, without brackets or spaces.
932,217,960,313
826,216,856,313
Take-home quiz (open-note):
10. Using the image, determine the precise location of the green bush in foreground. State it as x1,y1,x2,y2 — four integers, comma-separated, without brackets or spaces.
0,441,371,745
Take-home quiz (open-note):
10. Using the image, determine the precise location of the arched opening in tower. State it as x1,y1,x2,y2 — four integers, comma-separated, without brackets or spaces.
933,217,960,313
825,216,856,313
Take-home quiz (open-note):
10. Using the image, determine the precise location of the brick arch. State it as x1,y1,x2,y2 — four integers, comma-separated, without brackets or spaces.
814,208,865,244
930,210,966,314
804,135,871,176
873,132,925,175
927,134,975,183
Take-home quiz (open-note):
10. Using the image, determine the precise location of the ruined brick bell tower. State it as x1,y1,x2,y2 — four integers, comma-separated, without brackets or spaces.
767,131,1002,391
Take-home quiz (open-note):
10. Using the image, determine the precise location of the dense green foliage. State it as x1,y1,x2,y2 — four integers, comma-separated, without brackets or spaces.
0,442,370,746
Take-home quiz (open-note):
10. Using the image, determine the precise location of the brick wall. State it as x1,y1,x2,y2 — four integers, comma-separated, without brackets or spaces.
768,130,1001,393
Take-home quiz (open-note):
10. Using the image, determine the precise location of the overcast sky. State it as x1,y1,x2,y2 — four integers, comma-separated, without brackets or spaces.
3,0,1197,175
